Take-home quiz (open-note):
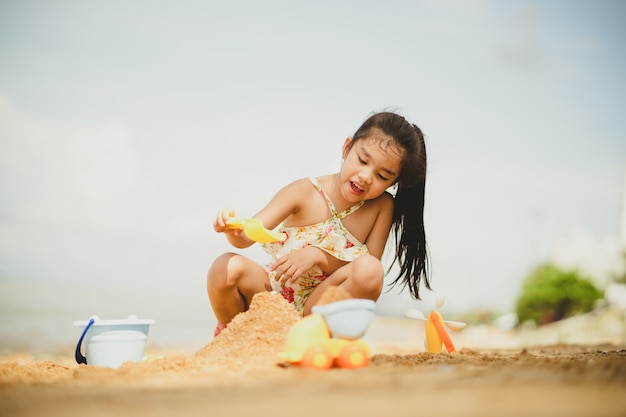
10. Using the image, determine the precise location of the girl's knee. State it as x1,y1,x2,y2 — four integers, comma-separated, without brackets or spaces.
352,255,384,295
354,254,384,276
207,252,241,288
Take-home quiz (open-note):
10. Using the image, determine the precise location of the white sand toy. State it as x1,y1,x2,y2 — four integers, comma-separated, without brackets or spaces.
74,315,155,368
312,299,376,340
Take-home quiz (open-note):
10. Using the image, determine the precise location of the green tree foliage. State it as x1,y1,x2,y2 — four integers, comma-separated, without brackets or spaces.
515,264,604,325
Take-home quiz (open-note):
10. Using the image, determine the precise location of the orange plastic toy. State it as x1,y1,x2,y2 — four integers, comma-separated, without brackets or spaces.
426,310,457,353
278,299,375,370
406,293,466,354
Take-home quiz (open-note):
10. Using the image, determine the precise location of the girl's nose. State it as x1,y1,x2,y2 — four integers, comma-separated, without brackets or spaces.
359,170,373,185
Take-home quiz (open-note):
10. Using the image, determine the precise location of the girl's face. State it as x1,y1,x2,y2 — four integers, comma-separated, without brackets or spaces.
339,133,404,203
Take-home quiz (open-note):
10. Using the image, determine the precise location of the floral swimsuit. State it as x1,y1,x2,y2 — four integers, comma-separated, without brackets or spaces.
261,177,369,313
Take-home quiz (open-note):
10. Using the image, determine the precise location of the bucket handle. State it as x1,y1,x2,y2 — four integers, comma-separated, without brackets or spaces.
75,317,95,365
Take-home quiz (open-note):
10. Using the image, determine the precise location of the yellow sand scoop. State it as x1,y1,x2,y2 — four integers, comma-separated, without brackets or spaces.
226,217,287,243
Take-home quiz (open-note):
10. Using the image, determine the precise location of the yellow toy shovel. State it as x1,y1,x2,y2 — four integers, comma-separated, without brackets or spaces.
226,217,287,243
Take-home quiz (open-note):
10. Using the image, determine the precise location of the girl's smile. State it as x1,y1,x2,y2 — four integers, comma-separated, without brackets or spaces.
349,180,365,196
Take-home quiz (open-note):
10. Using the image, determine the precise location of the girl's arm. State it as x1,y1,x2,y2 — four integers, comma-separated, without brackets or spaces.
251,178,310,229
272,244,349,285
214,179,307,248
277,245,348,275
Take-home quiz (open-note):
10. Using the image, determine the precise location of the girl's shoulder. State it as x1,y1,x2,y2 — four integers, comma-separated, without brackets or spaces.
274,177,320,206
366,189,395,211
280,177,317,194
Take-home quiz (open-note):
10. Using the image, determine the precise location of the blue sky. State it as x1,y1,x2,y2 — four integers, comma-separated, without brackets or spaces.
1,0,625,316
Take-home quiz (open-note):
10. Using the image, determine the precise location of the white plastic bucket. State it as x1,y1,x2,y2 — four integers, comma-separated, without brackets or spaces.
311,299,375,340
74,315,155,368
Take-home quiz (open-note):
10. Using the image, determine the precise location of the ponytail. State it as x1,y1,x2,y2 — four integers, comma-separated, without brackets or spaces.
388,180,430,299
352,112,431,299
390,121,430,299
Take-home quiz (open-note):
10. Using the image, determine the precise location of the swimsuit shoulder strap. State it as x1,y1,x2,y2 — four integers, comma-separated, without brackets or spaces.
338,200,365,219
308,177,364,219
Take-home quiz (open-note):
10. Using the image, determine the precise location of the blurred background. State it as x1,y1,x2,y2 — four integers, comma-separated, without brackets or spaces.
1,0,625,354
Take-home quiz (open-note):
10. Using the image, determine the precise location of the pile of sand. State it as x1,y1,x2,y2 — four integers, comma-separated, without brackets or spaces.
102,291,302,380
193,291,300,371
315,285,352,305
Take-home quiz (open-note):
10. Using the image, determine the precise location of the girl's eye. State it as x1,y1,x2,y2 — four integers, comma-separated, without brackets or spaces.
358,157,367,165
378,174,389,181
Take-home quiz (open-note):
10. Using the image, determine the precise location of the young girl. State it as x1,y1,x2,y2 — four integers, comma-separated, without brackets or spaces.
207,111,430,336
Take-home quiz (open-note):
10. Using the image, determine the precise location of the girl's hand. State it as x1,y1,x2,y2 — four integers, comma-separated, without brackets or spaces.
213,208,242,237
272,246,321,285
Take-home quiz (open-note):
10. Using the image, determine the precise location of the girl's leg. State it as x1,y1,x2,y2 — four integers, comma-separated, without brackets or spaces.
207,252,271,326
302,254,384,315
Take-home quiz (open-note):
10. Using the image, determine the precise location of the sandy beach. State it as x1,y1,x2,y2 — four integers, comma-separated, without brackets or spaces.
2,292,625,417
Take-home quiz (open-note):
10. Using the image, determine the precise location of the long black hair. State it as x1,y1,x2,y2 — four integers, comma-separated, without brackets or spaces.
351,112,430,299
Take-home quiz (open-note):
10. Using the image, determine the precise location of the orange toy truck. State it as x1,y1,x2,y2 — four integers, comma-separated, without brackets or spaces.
278,299,375,370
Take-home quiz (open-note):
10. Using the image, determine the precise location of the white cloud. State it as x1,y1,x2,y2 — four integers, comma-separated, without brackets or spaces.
0,94,157,234
0,94,201,288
